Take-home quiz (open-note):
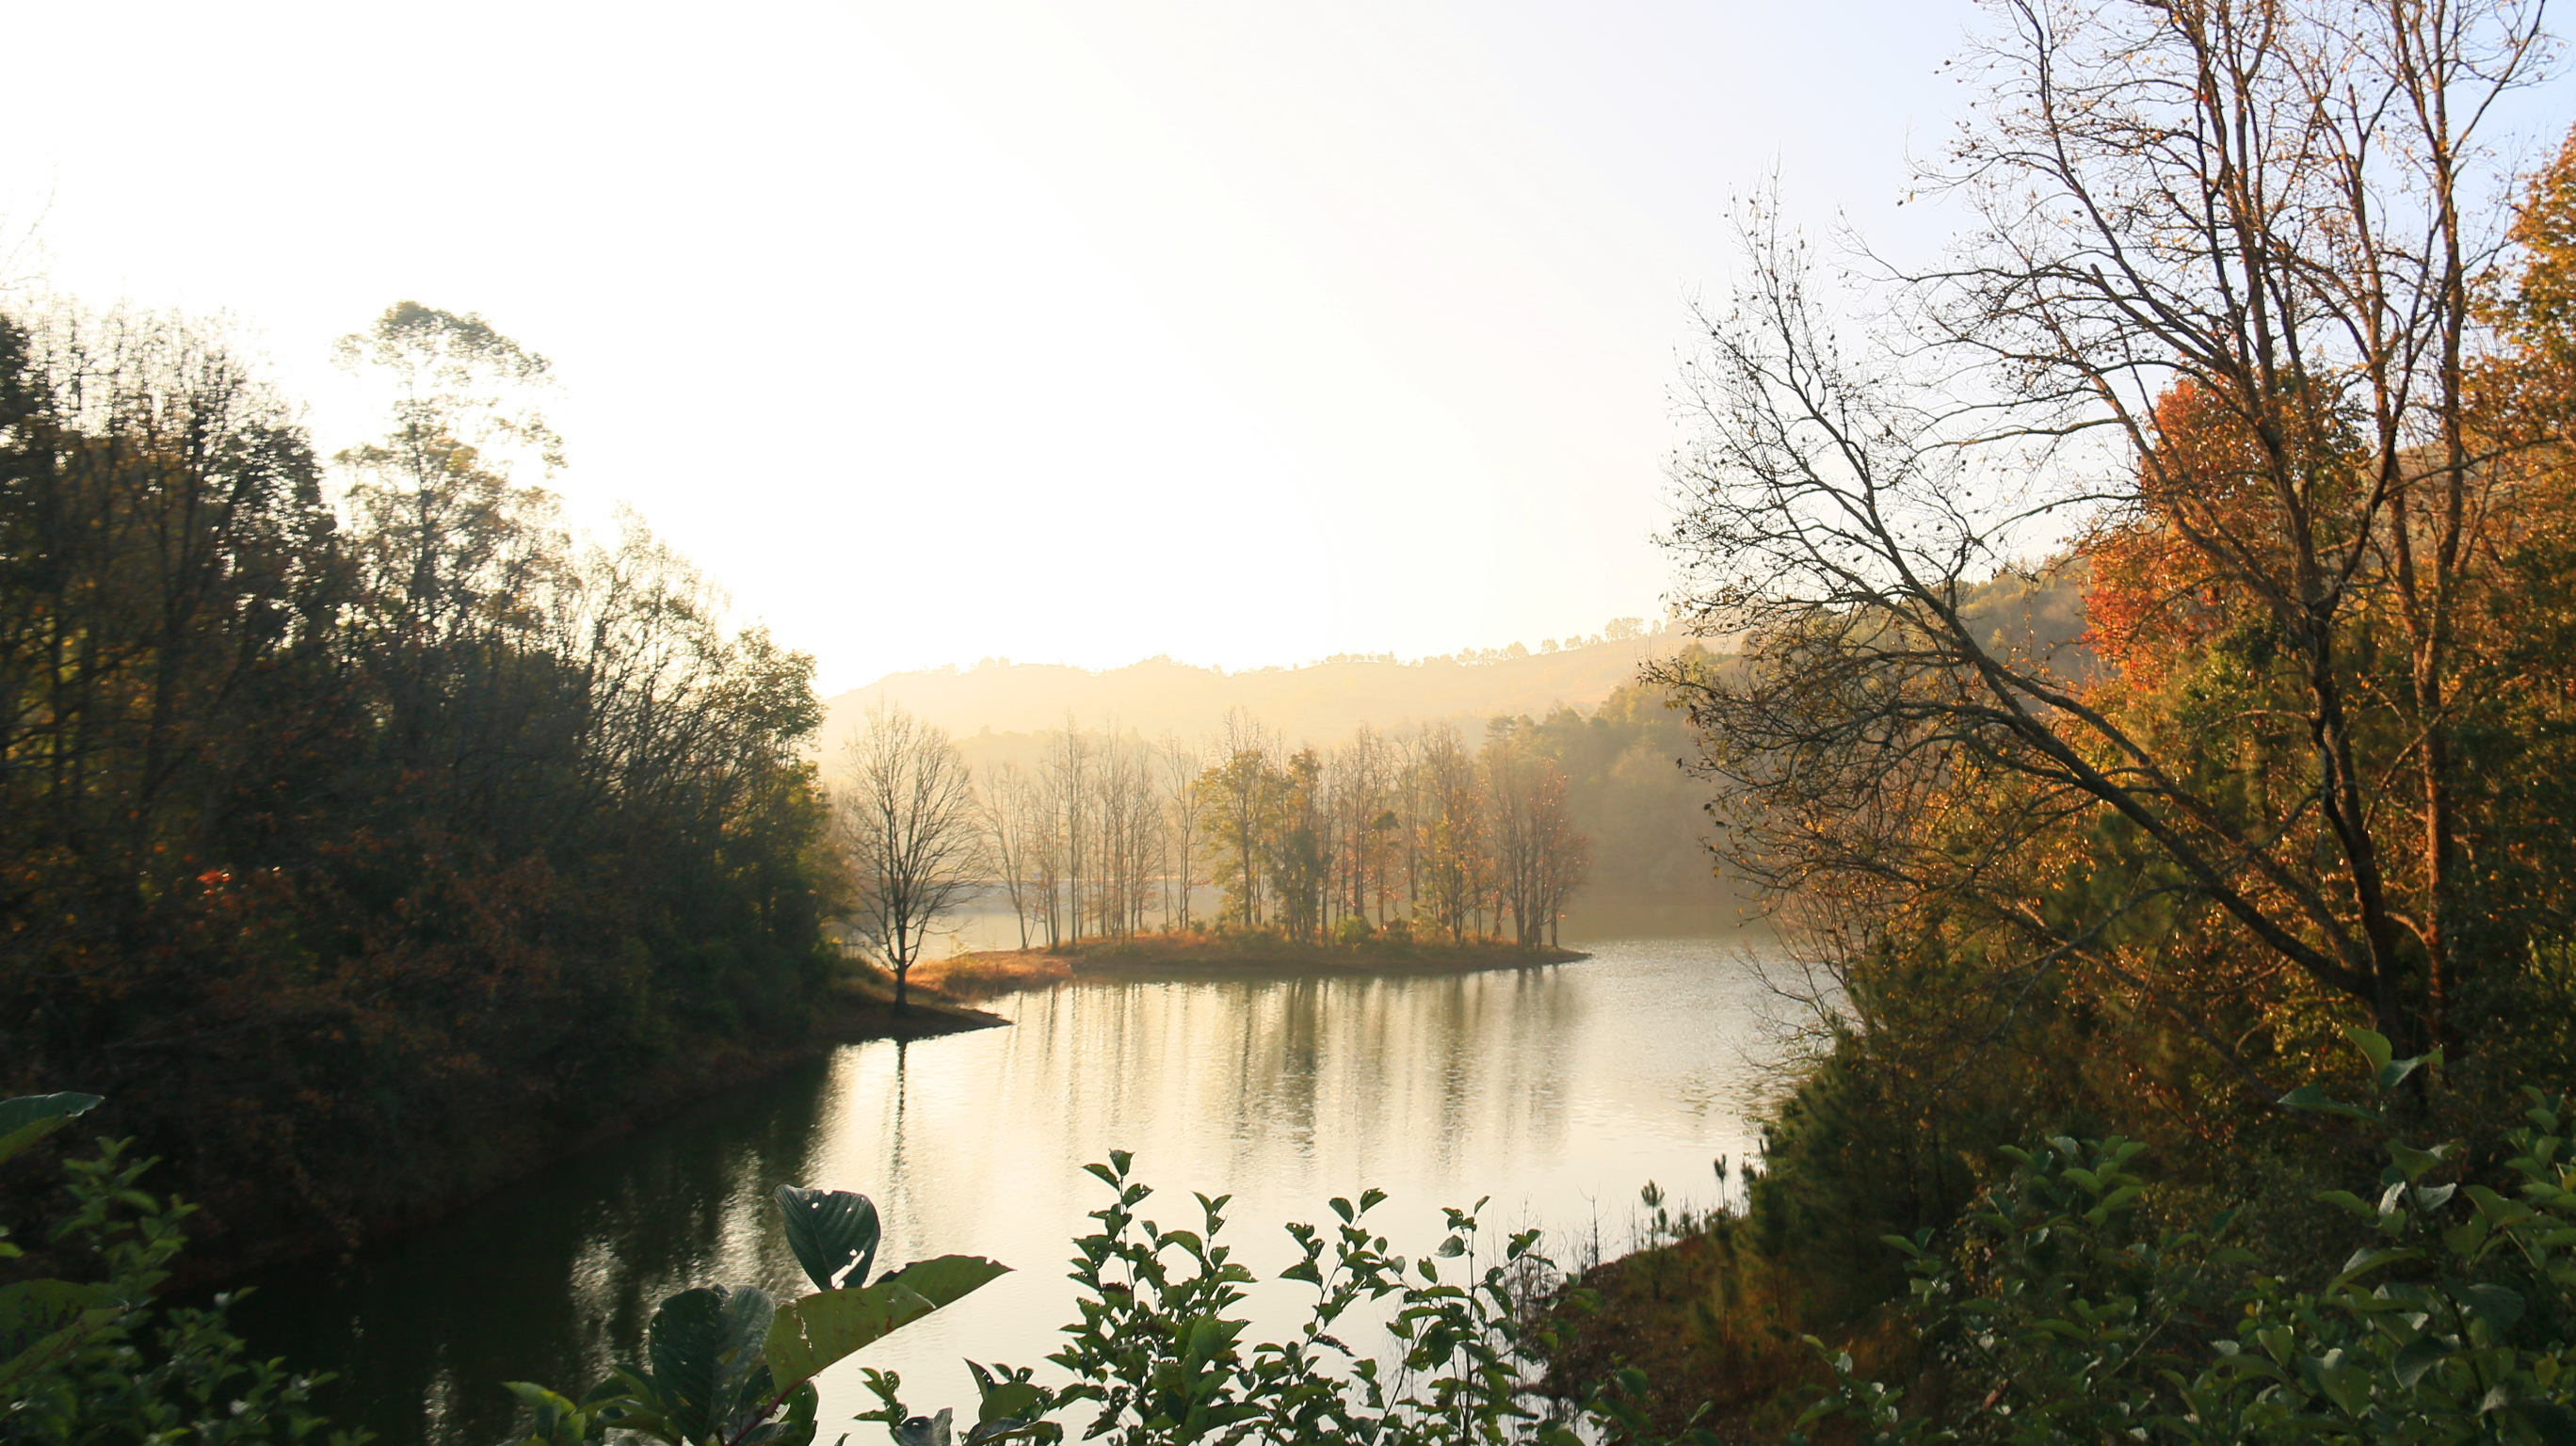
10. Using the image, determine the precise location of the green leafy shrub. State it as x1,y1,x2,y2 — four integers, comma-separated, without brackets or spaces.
0,1093,359,1446
1790,1029,2576,1445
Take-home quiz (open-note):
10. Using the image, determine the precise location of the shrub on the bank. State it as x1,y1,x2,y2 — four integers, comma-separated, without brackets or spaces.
1792,1030,2576,1444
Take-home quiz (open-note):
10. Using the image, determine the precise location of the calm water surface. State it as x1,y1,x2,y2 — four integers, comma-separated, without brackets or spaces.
232,936,1773,1445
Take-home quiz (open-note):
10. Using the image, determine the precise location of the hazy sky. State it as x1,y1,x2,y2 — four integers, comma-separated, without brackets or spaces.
2,1,1977,693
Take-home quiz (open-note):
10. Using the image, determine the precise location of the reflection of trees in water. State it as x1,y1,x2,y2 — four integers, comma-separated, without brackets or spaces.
230,1058,839,1446
1093,971,1583,1191
864,1038,925,1275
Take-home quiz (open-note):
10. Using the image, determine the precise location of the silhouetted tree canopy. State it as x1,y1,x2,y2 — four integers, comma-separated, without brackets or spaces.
0,303,840,1260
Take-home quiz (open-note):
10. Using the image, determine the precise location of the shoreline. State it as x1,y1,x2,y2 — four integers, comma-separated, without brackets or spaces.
914,933,1588,999
170,935,1582,1283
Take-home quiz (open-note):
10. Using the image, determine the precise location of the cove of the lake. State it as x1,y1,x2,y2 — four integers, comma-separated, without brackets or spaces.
230,933,1776,1446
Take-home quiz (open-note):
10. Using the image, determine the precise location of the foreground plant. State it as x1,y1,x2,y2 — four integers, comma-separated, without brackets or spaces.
502,1149,1720,1446
0,1092,358,1446
1790,1030,2576,1445
502,1186,1005,1446
851,1151,1717,1446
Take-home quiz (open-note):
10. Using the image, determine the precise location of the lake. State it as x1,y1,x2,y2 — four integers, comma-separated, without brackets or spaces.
229,933,1777,1445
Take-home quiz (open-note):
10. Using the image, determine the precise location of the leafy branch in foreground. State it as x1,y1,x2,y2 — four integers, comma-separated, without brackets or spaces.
504,1149,1721,1446
0,1091,362,1446
847,1150,1717,1446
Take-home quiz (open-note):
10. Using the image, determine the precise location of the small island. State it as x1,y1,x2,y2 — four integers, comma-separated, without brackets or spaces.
912,928,1587,999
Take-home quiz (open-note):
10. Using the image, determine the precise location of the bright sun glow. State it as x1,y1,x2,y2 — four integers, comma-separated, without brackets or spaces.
0,0,1969,691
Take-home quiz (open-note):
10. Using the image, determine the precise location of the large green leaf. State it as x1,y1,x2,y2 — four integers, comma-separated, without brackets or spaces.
646,1290,725,1443
644,1285,775,1444
0,1094,102,1167
764,1282,936,1395
2278,1084,2381,1124
502,1382,605,1446
877,1253,1010,1309
776,1185,879,1292
2462,1282,2525,1331
592,1366,679,1445
2391,1336,2448,1390
740,1380,818,1446
764,1258,1005,1394
967,1359,1049,1431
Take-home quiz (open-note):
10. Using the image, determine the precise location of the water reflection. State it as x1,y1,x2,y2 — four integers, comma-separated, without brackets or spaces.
233,937,1767,1446
228,1057,841,1443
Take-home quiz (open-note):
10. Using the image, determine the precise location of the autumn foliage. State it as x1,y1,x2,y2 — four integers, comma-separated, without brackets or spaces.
1645,0,2576,1406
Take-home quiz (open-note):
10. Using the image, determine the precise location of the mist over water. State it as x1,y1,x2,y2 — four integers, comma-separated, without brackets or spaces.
233,937,1774,1446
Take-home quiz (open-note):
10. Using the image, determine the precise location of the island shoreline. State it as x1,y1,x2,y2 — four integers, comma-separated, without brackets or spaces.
914,933,1591,1000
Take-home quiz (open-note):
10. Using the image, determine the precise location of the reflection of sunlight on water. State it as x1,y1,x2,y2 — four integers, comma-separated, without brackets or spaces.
423,1368,461,1443
236,935,1777,1446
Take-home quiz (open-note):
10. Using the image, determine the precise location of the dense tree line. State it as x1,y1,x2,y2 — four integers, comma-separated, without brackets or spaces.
0,302,839,1258
972,708,1599,950
1494,671,1741,905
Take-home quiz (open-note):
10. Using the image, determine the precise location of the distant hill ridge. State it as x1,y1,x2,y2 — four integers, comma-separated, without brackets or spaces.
819,619,1693,752
819,562,2090,757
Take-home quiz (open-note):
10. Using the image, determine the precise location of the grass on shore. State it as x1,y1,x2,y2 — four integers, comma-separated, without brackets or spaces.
821,958,1016,1030
910,926,1586,1000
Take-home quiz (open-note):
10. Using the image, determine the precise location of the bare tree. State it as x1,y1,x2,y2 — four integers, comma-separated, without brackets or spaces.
1047,715,1088,945
1654,0,2553,1060
979,761,1040,951
838,701,982,1011
1159,733,1202,927
1489,738,1587,946
1031,762,1066,947
1346,725,1405,925
1328,726,1395,929
1087,722,1160,939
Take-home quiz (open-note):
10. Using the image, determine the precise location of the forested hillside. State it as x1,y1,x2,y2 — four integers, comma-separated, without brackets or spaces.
0,303,842,1264
821,619,1684,747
